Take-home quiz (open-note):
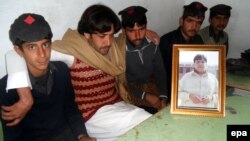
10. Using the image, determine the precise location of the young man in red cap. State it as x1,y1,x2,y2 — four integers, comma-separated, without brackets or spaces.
199,4,232,56
0,13,95,141
118,6,168,114
159,1,207,103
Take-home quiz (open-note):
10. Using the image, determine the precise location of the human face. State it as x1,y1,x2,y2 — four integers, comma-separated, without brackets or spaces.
85,25,115,55
193,59,207,75
180,16,204,40
209,15,229,34
123,23,146,48
15,39,51,77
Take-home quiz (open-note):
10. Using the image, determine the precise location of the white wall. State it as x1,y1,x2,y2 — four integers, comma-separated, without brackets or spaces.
0,0,249,78
187,0,250,61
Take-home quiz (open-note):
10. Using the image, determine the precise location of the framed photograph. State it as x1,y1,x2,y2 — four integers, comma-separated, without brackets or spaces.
170,44,226,117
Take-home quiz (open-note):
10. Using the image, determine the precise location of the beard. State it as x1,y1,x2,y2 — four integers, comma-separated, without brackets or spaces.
186,30,197,37
88,38,110,55
128,38,144,48
181,28,198,40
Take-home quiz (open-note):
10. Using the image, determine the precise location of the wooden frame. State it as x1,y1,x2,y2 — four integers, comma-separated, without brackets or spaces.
170,44,226,117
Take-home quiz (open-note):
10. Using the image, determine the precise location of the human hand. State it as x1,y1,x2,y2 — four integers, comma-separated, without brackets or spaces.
146,29,160,45
201,97,210,105
145,93,161,110
78,134,96,141
1,87,33,126
160,99,168,109
189,94,202,104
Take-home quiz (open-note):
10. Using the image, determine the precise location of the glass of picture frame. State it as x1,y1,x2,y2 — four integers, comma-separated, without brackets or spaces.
170,44,226,117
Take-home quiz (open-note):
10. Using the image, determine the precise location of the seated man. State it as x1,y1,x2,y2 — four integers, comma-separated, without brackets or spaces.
199,4,232,56
118,6,168,114
159,2,207,102
3,4,151,141
178,54,218,108
0,13,95,141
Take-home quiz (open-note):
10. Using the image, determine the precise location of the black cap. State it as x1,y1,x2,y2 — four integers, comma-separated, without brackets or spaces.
193,54,207,62
210,4,232,18
183,1,207,18
118,6,147,23
9,13,52,44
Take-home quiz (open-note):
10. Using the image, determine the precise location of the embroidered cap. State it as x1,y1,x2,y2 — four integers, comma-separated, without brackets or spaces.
118,6,147,25
183,1,207,18
9,13,52,44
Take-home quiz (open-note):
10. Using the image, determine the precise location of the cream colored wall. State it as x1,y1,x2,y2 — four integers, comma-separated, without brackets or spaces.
0,0,249,77
185,0,250,59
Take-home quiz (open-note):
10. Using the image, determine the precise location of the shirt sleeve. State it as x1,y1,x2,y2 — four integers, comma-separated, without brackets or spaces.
178,76,190,101
153,46,168,99
6,50,32,91
50,50,74,67
6,50,74,91
212,74,219,103
128,84,145,99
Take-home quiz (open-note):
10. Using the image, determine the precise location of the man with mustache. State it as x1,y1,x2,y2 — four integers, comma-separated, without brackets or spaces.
199,4,232,56
159,1,207,103
118,6,167,114
178,54,218,108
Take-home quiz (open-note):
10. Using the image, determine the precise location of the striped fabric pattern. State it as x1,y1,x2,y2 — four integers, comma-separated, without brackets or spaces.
70,59,121,122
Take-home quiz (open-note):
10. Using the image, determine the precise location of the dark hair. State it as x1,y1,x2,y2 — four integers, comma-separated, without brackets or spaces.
77,4,121,34
14,33,52,50
193,54,207,62
209,13,230,19
182,8,205,19
209,10,231,19
121,14,147,28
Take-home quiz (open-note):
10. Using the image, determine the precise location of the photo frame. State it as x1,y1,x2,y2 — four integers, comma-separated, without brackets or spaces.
170,44,226,117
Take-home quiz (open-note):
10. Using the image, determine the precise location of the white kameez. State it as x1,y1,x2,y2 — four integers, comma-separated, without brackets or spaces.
85,101,151,141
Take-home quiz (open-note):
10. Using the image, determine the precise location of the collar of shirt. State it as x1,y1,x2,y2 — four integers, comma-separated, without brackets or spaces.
126,38,155,64
29,63,56,95
126,38,151,51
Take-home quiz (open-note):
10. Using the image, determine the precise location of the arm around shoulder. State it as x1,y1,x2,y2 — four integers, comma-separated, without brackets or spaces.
2,50,33,126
